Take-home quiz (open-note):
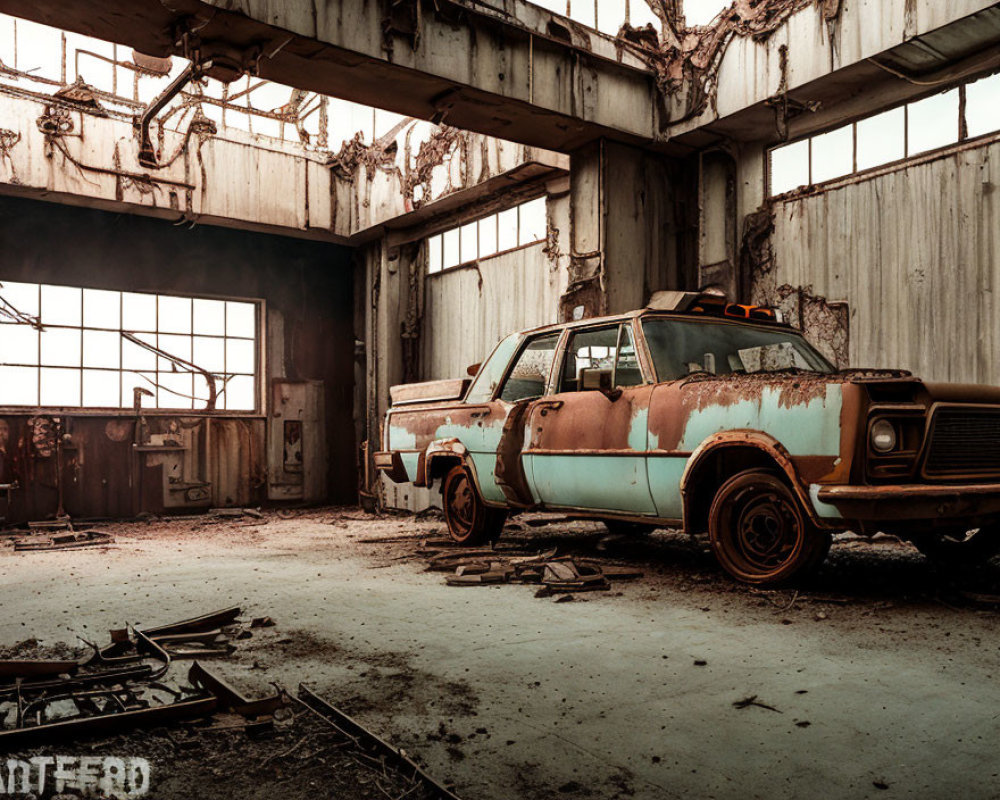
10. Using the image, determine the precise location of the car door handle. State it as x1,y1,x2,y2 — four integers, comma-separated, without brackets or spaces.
469,410,489,419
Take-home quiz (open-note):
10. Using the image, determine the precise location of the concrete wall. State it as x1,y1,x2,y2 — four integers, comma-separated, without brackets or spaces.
422,240,564,381
755,136,1000,384
0,195,355,523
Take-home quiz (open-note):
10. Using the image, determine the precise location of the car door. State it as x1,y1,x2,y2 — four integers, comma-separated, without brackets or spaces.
467,330,563,504
522,321,658,514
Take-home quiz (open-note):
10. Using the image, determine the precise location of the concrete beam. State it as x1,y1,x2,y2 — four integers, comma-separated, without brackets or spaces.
0,0,661,153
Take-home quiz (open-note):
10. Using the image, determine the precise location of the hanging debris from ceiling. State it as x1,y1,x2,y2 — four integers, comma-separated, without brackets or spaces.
618,0,845,122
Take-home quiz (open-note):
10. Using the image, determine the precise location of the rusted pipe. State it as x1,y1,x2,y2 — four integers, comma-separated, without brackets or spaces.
137,60,211,168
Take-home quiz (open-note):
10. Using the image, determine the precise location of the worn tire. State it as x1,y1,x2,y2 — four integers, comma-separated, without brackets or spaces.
910,526,1000,567
603,519,659,537
708,469,830,586
442,464,507,546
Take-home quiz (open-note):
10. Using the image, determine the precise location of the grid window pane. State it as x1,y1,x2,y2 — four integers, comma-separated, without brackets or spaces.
83,289,121,330
193,336,226,372
442,228,460,269
157,334,192,371
0,322,39,365
770,139,810,195
157,372,194,409
0,365,38,405
83,329,120,369
460,222,478,264
810,125,853,184
121,372,156,408
907,88,959,156
41,284,82,326
478,215,498,258
966,73,1000,138
224,375,256,411
122,334,157,370
856,107,905,171
83,369,120,407
40,367,81,406
0,281,40,317
40,327,81,367
158,295,192,334
193,298,226,336
518,197,547,245
497,207,518,251
226,338,256,374
122,292,157,332
427,234,443,274
226,301,256,338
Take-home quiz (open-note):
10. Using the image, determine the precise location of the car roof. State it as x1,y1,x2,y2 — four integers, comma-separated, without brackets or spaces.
518,306,793,338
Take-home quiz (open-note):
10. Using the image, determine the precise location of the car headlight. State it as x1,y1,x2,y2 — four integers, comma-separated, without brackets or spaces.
870,419,897,453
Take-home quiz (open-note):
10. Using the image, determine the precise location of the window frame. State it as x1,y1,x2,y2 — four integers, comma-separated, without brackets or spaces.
492,329,566,404
0,282,264,416
766,70,1000,198
556,321,649,394
424,195,549,277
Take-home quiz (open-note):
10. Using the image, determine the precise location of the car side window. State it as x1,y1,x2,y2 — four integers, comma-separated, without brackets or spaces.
560,324,644,392
498,332,562,402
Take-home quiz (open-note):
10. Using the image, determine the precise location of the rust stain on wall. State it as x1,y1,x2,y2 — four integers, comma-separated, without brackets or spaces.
742,204,849,367
618,0,844,122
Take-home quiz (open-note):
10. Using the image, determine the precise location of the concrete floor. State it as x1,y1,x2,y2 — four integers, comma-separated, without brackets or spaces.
2,510,999,799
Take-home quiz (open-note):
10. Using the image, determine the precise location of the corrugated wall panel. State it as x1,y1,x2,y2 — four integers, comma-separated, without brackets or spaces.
770,140,999,385
421,242,563,380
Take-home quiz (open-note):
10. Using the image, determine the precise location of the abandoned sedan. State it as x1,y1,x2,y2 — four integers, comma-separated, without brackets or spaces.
376,291,1000,585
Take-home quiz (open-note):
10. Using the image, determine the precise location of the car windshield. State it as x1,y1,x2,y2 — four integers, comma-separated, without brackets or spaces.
641,317,834,381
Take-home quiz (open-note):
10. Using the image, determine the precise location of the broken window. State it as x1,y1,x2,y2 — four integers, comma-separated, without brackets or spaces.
768,72,1000,196
424,197,549,275
0,281,259,412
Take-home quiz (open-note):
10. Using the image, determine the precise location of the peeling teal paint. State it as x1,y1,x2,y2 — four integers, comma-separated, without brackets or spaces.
809,483,843,519
646,457,687,518
526,454,657,514
628,406,649,452
665,385,843,456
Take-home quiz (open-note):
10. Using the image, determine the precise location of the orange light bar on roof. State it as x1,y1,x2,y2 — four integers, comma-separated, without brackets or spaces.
687,297,786,325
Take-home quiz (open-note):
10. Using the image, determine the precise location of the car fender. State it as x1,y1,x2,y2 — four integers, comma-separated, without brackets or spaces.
680,430,824,527
417,438,476,489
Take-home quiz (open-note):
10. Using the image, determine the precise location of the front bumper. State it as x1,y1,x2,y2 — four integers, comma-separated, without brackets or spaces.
817,483,1000,520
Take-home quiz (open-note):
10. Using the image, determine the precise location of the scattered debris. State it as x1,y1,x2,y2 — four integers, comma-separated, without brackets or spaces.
13,529,114,551
732,695,782,713
0,606,264,747
296,684,464,800
251,616,276,629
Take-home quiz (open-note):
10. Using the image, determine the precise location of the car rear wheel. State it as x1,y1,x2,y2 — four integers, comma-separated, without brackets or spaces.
442,464,507,546
708,470,830,586
910,526,1000,566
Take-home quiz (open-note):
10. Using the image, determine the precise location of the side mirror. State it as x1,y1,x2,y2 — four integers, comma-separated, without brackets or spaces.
466,362,481,377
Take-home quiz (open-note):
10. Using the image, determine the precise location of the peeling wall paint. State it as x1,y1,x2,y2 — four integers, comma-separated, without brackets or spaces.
617,0,844,125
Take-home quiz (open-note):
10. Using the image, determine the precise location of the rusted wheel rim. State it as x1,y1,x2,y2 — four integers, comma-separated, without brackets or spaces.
736,492,799,570
446,471,476,537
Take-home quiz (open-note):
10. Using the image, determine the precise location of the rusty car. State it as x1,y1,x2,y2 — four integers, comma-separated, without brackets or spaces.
375,291,1000,585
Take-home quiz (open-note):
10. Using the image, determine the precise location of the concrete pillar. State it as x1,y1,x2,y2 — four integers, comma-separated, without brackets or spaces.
562,140,698,320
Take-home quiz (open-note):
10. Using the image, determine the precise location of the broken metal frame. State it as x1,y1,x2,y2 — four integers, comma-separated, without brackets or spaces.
0,606,250,749
296,683,464,800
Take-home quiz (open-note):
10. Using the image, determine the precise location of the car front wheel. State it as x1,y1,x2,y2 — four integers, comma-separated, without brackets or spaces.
708,470,830,586
442,464,507,546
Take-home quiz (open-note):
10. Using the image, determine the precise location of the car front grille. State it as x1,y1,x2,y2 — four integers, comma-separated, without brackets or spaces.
924,406,1000,478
